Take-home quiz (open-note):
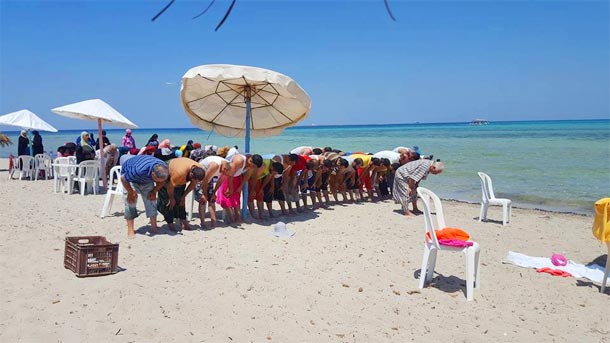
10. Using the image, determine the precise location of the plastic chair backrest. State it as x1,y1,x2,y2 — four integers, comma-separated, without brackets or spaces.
108,165,124,193
78,160,99,179
54,157,72,177
417,187,447,249
477,172,497,201
35,154,52,168
17,155,33,171
67,156,77,165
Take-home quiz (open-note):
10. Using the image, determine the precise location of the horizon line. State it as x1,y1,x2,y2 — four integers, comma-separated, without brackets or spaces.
0,118,608,132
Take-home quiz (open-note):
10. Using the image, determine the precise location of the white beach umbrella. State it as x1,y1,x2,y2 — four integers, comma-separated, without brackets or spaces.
0,109,58,132
181,64,311,152
51,99,138,189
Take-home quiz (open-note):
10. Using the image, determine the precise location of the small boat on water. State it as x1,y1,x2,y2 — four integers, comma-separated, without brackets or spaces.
470,119,490,125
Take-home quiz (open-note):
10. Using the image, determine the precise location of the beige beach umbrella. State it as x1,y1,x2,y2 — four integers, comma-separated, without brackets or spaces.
180,64,311,152
181,64,311,217
51,99,138,189
0,109,58,132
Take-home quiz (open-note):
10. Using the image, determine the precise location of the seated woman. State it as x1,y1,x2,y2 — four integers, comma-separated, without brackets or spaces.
75,132,96,164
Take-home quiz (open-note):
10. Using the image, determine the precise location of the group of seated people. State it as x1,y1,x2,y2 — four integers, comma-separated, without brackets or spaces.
117,139,444,238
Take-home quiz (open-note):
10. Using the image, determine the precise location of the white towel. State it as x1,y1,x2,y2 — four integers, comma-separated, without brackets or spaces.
503,251,609,284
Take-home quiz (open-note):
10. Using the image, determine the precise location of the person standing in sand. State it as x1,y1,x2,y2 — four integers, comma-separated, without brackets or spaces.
158,157,205,231
120,155,169,238
392,159,443,216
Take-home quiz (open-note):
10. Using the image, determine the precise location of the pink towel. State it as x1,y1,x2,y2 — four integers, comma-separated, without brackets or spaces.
438,239,474,248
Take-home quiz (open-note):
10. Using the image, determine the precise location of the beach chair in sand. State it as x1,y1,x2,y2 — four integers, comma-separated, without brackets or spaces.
478,172,511,225
10,155,34,180
53,157,76,193
34,154,53,180
73,160,99,196
417,187,481,301
100,166,124,218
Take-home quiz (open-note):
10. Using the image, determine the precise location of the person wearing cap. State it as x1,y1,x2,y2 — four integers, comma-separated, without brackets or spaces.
121,129,136,149
120,155,169,237
392,159,444,216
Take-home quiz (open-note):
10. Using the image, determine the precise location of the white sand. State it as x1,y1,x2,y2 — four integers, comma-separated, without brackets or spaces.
0,158,608,342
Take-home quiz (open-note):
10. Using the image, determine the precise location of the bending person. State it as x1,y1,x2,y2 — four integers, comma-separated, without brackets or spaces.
392,159,443,216
158,157,205,231
120,155,169,238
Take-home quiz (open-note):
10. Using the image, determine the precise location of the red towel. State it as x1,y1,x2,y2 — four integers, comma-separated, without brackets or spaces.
536,267,572,277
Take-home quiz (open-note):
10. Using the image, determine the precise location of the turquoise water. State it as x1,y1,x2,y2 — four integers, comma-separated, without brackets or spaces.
2,119,608,214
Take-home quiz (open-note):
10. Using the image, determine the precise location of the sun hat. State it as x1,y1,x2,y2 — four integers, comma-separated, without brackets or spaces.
269,222,295,238
551,253,567,266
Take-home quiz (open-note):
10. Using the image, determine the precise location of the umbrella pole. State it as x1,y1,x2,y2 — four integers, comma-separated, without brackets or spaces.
242,92,251,219
97,119,107,190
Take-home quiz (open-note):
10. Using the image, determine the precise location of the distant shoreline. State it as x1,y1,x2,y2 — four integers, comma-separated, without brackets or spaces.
0,118,607,133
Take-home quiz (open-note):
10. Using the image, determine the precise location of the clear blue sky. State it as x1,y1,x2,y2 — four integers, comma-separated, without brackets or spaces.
1,0,608,129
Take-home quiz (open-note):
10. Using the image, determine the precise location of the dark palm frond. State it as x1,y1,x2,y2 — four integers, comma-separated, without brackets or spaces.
384,0,396,21
151,0,176,21
192,0,217,19
0,133,12,147
214,0,236,31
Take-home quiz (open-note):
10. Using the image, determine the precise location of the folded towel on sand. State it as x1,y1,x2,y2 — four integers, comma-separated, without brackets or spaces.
504,251,609,284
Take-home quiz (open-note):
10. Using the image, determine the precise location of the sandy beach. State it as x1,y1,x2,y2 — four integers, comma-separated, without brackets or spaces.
0,157,608,342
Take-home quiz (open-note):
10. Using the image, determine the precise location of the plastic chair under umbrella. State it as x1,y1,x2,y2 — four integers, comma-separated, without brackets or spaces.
51,99,138,189
181,64,311,217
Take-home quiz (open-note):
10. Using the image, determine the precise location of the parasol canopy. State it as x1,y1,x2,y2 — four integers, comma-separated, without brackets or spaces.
180,64,311,140
0,109,58,132
51,99,138,189
51,99,138,129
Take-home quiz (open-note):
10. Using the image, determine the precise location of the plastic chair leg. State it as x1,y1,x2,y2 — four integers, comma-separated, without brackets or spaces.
474,249,481,289
601,242,610,293
479,203,487,221
426,249,437,283
419,246,431,289
101,193,112,218
466,248,475,301
188,194,195,221
502,204,508,226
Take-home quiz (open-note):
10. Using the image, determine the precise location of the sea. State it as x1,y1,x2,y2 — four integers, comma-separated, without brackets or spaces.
1,119,608,215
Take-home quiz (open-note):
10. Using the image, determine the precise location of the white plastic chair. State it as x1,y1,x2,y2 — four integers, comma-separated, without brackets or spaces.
73,160,100,196
11,155,34,180
100,166,124,218
417,187,481,301
478,172,512,225
34,154,53,180
53,157,76,193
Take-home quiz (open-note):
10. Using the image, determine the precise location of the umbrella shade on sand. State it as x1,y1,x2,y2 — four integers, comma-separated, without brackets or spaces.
0,109,58,132
51,99,138,189
180,64,311,217
180,64,311,152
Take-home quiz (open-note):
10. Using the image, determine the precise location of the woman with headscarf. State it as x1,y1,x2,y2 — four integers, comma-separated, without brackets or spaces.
75,131,96,163
146,134,159,147
95,130,111,149
17,130,30,156
32,131,44,155
121,129,136,149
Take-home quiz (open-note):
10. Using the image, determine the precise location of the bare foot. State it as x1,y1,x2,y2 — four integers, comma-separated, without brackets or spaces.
127,233,136,239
